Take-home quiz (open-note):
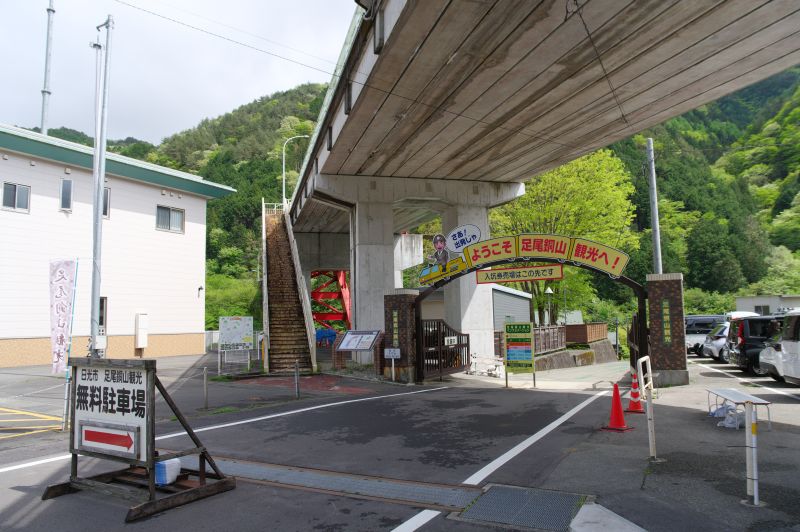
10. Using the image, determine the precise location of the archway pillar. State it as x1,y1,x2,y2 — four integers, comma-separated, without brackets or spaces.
646,273,689,386
442,205,494,358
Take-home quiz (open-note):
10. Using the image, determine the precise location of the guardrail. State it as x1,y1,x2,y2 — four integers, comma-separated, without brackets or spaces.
282,208,317,371
264,202,283,215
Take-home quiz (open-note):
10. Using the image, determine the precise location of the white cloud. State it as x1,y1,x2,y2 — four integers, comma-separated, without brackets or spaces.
0,0,356,143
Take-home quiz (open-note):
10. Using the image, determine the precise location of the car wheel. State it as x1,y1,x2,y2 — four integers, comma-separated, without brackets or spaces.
720,348,729,363
751,365,768,377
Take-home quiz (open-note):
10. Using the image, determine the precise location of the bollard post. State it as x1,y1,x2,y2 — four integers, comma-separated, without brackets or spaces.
752,406,759,506
203,366,208,410
294,360,300,400
745,401,753,498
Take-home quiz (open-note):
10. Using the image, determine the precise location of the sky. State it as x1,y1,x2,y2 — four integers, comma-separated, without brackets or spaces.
0,0,357,144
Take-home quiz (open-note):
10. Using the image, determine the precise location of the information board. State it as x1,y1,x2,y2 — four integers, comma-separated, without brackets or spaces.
384,348,401,359
71,359,153,463
505,322,534,368
219,316,254,351
338,330,381,351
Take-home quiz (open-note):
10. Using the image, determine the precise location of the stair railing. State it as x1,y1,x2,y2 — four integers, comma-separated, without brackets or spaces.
282,208,317,371
261,199,270,371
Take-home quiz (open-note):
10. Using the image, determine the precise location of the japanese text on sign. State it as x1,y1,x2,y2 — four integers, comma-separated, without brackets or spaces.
568,238,629,277
476,265,563,284
418,233,630,285
446,224,481,254
518,234,571,260
504,322,533,367
75,368,146,418
49,260,77,374
219,316,254,351
464,236,517,268
72,360,152,463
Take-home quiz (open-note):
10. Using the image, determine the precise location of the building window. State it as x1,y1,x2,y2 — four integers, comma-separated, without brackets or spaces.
60,179,72,211
156,205,184,233
755,305,770,316
103,187,110,218
2,182,30,212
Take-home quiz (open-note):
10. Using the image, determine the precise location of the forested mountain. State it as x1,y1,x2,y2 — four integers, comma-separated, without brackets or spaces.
40,69,800,326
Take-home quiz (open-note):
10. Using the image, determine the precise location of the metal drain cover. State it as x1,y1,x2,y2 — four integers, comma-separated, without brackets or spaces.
459,485,587,531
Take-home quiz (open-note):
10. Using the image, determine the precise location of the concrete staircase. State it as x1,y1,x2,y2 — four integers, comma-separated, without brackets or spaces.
265,214,313,373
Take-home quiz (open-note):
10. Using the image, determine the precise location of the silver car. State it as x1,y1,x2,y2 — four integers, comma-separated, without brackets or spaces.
702,322,730,361
685,315,725,355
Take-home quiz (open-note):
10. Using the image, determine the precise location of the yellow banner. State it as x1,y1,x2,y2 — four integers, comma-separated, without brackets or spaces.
476,264,563,284
569,238,629,277
420,233,630,285
463,236,517,268
517,234,571,260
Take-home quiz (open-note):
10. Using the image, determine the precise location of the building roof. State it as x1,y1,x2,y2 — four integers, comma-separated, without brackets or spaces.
0,124,236,199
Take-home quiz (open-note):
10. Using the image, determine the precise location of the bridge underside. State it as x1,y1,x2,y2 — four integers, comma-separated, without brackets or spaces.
293,0,800,233
289,0,800,356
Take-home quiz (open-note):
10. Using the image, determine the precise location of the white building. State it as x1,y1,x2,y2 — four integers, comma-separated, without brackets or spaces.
736,295,800,316
0,124,235,368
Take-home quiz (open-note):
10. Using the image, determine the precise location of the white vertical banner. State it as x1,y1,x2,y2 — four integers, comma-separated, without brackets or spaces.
50,260,77,374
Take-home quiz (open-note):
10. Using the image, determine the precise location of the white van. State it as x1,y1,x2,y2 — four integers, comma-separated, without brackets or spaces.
759,309,800,385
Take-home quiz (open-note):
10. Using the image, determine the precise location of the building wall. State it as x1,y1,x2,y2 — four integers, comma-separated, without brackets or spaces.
492,290,530,330
736,295,800,315
0,152,206,366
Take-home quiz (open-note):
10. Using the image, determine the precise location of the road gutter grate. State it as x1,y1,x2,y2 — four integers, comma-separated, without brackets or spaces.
179,456,481,510
458,484,587,531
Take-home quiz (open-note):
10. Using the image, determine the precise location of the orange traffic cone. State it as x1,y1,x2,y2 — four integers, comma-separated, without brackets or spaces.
602,383,634,432
626,372,645,414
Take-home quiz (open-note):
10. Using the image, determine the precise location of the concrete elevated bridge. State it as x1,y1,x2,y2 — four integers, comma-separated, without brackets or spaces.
274,0,800,361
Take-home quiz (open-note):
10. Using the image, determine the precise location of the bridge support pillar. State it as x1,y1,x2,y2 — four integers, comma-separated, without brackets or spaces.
352,201,394,362
442,204,494,358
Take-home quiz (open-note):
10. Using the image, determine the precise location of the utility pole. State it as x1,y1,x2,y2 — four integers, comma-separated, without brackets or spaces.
646,138,663,274
40,0,56,135
89,16,113,358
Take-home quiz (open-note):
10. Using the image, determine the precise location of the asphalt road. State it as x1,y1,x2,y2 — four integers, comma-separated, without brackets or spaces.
2,355,799,531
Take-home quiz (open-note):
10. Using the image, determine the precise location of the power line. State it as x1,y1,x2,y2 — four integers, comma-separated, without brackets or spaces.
111,0,582,152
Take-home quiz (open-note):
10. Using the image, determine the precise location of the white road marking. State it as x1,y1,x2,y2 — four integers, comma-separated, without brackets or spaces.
392,510,440,532
0,386,448,474
393,389,610,531
0,454,70,474
693,362,800,401
0,383,64,400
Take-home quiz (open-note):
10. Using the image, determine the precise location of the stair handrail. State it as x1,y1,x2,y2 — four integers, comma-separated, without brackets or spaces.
261,199,270,371
282,208,317,371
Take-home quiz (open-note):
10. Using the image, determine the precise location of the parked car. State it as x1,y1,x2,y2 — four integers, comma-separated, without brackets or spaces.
702,322,729,361
685,315,725,356
759,309,800,385
726,315,781,376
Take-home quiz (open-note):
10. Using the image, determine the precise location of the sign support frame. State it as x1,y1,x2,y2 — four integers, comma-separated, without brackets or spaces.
43,358,235,522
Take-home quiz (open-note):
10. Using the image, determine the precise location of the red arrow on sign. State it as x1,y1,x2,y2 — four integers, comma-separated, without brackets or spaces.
85,429,134,450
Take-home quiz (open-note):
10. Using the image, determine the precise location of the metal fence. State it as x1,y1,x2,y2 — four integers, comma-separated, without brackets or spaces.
217,348,262,376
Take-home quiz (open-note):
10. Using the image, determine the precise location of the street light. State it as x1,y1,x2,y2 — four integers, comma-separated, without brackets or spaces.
544,287,554,326
282,135,310,206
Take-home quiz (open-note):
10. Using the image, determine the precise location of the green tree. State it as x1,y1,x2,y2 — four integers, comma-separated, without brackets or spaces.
686,215,746,292
491,150,638,323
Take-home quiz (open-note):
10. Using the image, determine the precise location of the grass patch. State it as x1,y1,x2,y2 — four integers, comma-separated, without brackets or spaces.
210,406,239,415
